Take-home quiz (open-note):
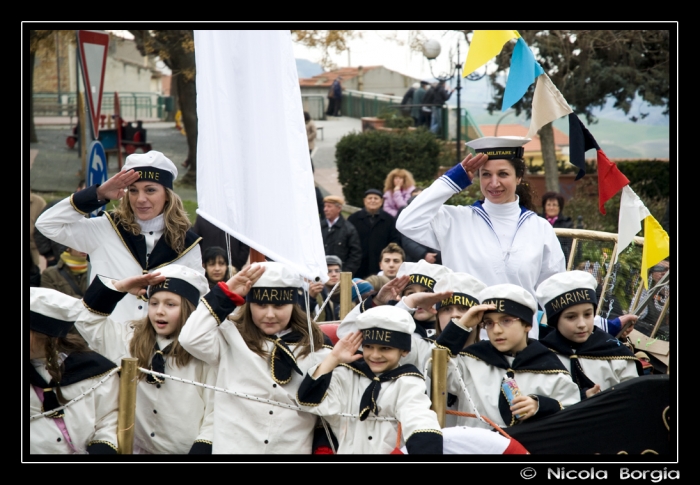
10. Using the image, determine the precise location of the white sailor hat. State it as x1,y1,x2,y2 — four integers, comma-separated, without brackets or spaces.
356,305,415,351
122,150,178,190
30,287,83,338
246,262,304,305
397,260,453,292
478,283,537,324
434,272,487,311
535,270,598,327
147,263,209,307
466,136,531,160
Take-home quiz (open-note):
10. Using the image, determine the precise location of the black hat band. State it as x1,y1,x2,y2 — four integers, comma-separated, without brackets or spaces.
246,287,299,305
408,273,436,291
148,278,200,306
362,327,411,351
437,292,479,311
481,298,533,324
544,288,597,327
474,147,524,160
30,311,74,338
132,166,174,190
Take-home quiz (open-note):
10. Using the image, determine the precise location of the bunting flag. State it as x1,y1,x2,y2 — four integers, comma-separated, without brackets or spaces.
616,186,669,288
193,30,328,283
596,150,630,215
641,216,670,289
567,113,599,181
525,73,573,139
463,30,520,78
502,38,543,112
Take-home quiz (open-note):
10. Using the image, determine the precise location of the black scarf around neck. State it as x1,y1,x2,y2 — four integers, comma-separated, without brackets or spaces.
267,331,304,385
146,341,173,385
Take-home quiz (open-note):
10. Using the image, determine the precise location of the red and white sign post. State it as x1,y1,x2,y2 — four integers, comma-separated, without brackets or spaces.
76,30,109,141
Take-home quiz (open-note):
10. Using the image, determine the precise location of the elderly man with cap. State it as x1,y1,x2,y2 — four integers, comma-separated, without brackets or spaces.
35,150,204,325
320,194,362,277
397,136,566,340
348,188,402,279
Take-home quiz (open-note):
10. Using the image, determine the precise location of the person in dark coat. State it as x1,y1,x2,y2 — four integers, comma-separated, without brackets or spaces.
540,191,574,262
193,215,250,273
347,189,402,278
320,195,362,277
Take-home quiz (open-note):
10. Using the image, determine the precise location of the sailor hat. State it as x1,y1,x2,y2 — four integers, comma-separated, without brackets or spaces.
434,272,487,310
356,305,415,351
536,270,598,327
466,136,531,160
246,262,303,305
478,283,537,324
122,150,178,190
147,263,209,307
30,287,83,338
397,260,453,292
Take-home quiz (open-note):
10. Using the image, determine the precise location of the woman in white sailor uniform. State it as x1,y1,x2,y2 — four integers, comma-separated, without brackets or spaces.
35,151,203,326
29,288,120,454
397,137,566,340
536,271,642,399
179,262,332,454
297,305,443,454
74,264,216,454
435,283,580,431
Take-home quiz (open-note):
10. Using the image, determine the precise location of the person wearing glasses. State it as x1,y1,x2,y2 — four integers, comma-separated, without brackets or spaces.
434,283,580,430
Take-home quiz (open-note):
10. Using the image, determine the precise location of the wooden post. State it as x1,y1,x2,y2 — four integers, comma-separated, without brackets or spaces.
249,248,266,264
339,272,353,320
117,357,139,454
566,238,578,271
430,347,448,428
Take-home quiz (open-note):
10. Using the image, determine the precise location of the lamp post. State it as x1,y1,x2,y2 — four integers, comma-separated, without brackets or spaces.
423,36,484,164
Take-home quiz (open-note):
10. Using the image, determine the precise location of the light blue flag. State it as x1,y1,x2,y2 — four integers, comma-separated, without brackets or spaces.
502,37,544,111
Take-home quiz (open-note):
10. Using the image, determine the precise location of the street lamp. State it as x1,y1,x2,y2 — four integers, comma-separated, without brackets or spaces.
422,36,485,163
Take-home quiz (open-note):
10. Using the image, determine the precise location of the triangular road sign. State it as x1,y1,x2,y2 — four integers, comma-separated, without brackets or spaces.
77,30,110,140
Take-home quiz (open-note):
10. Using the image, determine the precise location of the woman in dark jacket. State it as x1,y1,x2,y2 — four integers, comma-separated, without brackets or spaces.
540,191,574,262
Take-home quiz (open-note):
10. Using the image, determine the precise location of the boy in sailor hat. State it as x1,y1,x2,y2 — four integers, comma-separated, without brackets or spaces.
536,271,642,399
297,305,443,454
435,283,580,430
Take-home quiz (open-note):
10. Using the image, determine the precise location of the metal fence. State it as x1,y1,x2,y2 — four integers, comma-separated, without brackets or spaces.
33,92,172,120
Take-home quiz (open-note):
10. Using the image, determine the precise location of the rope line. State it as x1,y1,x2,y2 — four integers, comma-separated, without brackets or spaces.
29,367,121,421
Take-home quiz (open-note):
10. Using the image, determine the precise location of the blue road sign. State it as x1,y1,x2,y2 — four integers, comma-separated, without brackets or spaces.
87,140,108,217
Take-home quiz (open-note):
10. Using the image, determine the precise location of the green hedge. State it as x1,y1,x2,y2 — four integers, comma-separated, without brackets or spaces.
335,128,442,207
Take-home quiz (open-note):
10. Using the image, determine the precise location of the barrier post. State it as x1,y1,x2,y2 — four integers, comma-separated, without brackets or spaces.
431,347,448,428
339,272,353,320
117,357,139,454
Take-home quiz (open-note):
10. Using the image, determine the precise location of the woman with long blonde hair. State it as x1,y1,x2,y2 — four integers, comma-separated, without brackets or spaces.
382,168,416,217
36,151,204,325
74,264,217,454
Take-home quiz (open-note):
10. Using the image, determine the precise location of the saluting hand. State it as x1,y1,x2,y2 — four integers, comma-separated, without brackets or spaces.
96,169,141,201
374,275,410,305
113,272,165,297
457,303,497,330
226,264,265,297
459,152,489,181
403,290,453,315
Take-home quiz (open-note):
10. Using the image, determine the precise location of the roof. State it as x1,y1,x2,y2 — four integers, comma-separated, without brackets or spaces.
299,66,381,88
478,124,569,153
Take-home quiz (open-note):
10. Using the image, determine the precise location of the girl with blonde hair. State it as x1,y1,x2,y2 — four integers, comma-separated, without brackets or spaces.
382,168,416,217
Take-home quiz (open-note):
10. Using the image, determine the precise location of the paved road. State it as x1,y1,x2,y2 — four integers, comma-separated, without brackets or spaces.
29,117,361,206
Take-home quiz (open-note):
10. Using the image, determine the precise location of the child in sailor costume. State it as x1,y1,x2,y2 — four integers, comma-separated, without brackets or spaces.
29,288,119,454
536,271,642,399
296,305,443,454
396,137,566,340
74,264,216,454
435,283,581,430
178,262,332,454
35,151,203,326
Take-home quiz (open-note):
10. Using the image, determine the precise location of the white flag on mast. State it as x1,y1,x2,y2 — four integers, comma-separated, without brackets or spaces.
194,30,328,283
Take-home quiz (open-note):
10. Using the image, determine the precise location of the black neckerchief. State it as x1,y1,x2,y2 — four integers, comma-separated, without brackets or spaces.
541,328,642,392
266,331,304,385
28,352,117,418
462,339,569,425
105,212,201,271
146,341,173,385
342,360,423,421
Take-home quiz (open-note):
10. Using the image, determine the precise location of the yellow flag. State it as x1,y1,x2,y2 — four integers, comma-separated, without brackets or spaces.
463,30,520,78
641,215,670,289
